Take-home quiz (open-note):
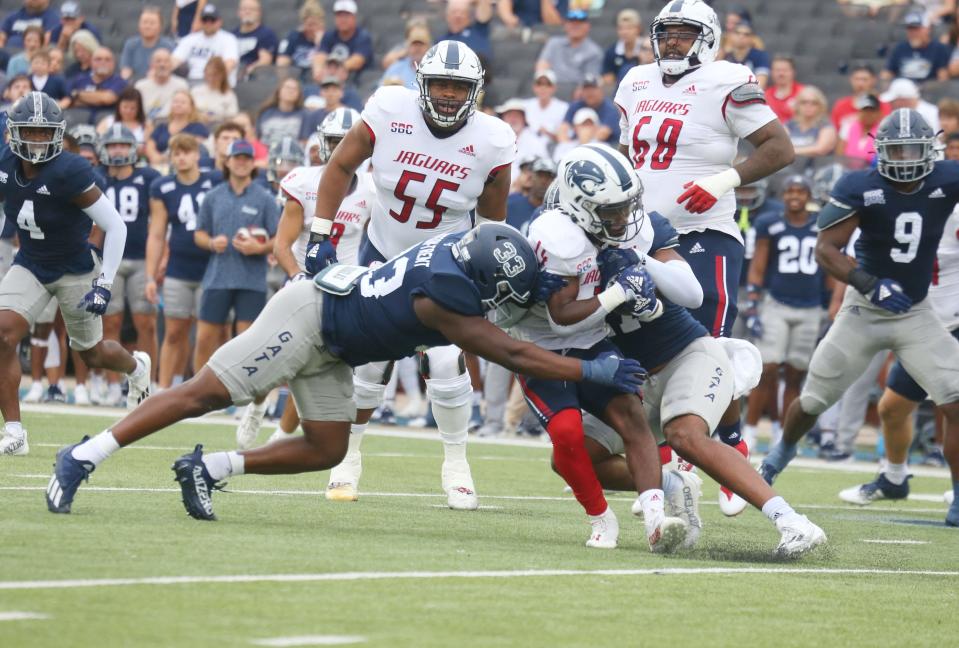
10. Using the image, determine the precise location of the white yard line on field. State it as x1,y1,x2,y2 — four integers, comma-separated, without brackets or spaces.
0,611,49,621
249,636,367,647
861,539,930,545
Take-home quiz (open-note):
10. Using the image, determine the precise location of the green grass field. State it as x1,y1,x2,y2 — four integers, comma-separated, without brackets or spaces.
1,408,957,647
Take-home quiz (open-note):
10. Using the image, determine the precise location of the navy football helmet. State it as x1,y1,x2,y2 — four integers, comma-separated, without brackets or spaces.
811,162,846,205
267,136,305,183
7,91,65,163
98,124,139,166
875,108,937,183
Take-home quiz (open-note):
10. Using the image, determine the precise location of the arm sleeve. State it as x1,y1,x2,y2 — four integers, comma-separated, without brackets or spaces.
196,192,213,233
644,255,703,309
82,193,127,283
546,304,609,335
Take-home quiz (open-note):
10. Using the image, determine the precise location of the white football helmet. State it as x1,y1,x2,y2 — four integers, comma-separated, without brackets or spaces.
556,144,645,246
650,0,721,77
319,106,360,164
415,40,484,129
305,131,323,166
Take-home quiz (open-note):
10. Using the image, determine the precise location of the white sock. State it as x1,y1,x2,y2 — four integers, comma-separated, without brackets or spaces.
884,462,909,485
203,450,245,481
661,469,680,498
345,423,366,457
435,403,470,463
638,488,666,534
250,398,268,416
71,430,120,466
743,424,758,443
770,421,783,446
129,354,147,379
4,421,24,439
588,506,612,523
762,495,795,522
471,390,482,407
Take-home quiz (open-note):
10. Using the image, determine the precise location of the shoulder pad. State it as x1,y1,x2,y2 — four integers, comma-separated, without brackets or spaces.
728,83,766,106
817,200,857,230
529,210,590,261
481,114,517,151
366,85,414,117
158,180,175,194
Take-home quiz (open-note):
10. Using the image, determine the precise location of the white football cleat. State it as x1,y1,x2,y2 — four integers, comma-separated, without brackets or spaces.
776,513,827,557
586,508,619,549
265,426,298,445
718,487,749,516
946,490,955,505
664,468,703,549
326,452,362,502
73,383,91,406
0,430,28,456
126,351,151,409
647,515,689,554
235,402,266,450
442,460,479,510
23,382,44,404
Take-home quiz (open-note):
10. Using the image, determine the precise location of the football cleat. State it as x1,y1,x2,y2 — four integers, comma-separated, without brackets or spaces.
73,383,91,406
126,351,151,409
468,404,483,433
664,468,703,549
45,437,93,513
758,461,779,486
586,508,619,549
921,447,946,467
947,497,959,527
719,440,749,516
946,490,955,505
476,422,503,438
0,430,29,456
325,452,362,502
235,402,266,450
838,473,911,506
442,459,479,510
172,444,222,521
647,515,689,554
265,426,298,445
44,384,67,403
23,382,44,403
775,513,827,557
370,405,396,425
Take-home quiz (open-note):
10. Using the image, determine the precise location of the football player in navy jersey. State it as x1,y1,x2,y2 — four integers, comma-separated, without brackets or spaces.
145,133,215,390
762,110,959,527
0,92,151,457
45,223,646,519
99,125,162,403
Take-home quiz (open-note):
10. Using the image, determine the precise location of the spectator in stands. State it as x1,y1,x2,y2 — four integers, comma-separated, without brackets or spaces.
95,87,148,155
277,0,324,79
723,19,770,88
505,156,555,231
497,98,549,183
938,97,959,136
559,73,618,144
211,120,243,171
256,77,306,145
719,4,752,55
120,6,175,81
442,0,493,61
380,23,431,90
146,89,209,165
232,110,268,164
232,0,277,79
172,0,208,39
300,74,346,138
172,3,240,87
880,77,940,131
0,74,32,112
498,0,564,29
536,9,602,86
191,55,238,124
830,64,890,129
313,0,373,79
316,52,362,109
50,1,100,52
884,11,951,84
48,43,62,72
836,93,881,167
553,106,602,160
63,46,126,122
523,69,568,150
601,9,642,88
136,48,189,120
946,132,959,160
30,47,66,99
6,23,43,77
765,55,804,123
785,85,837,162
0,0,58,50
63,28,97,81
193,139,279,370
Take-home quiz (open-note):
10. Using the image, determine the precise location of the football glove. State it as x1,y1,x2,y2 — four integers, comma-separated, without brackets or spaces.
744,297,763,339
612,265,663,322
677,169,741,214
304,232,337,275
597,247,643,287
533,271,568,303
77,277,112,316
581,353,647,393
870,278,912,314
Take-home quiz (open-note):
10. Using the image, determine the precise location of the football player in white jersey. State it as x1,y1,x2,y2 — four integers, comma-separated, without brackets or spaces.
613,0,795,515
303,41,516,509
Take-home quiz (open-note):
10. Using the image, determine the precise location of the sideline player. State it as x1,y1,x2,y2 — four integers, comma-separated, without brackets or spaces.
761,110,959,529
0,92,150,456
613,0,794,514
304,41,516,509
99,125,162,400
46,223,645,519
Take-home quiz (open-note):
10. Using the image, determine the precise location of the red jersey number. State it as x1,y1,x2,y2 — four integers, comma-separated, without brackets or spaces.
631,117,684,170
389,170,460,230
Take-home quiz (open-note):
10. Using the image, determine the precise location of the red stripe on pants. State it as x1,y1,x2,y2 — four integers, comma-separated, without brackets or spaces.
712,255,728,337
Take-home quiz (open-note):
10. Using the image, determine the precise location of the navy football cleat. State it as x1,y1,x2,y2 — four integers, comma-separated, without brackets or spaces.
46,437,95,514
838,473,911,505
172,444,223,521
758,461,779,486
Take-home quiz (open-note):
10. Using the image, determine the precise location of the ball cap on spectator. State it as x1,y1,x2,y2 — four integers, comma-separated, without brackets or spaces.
333,0,358,14
495,98,527,116
573,107,600,125
326,50,348,64
534,69,557,85
566,9,590,21
407,25,432,45
320,75,343,87
903,11,929,27
580,73,601,88
61,1,81,18
227,140,255,158
530,157,556,175
201,4,220,19
881,78,920,102
853,93,881,110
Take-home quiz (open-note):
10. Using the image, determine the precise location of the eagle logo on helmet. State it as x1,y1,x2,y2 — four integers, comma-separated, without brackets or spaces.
564,159,606,198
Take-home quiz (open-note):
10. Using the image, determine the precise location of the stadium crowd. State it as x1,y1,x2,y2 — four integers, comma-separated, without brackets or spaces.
1,0,956,469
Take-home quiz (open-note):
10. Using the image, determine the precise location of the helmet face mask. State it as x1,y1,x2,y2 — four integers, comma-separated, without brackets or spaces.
735,181,767,210
650,0,721,77
415,40,484,130
98,125,139,166
318,106,359,164
875,109,937,183
267,136,305,183
8,91,65,164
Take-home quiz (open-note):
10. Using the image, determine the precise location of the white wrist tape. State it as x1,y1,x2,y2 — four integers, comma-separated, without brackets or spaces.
597,283,628,313
698,168,742,198
310,217,333,236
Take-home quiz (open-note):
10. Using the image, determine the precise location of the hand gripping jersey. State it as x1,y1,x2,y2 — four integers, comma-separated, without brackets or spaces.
824,161,959,304
608,212,708,369
614,61,776,242
361,85,516,258
753,211,824,308
101,166,161,261
931,207,959,329
149,171,217,282
280,163,373,267
513,209,607,351
0,148,100,283
322,232,486,366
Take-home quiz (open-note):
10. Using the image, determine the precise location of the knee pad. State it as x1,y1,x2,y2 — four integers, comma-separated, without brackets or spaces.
425,371,472,409
799,392,828,417
419,345,465,380
546,408,584,449
353,361,394,410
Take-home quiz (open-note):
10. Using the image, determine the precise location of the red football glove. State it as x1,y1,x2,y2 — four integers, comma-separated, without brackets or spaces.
676,169,742,214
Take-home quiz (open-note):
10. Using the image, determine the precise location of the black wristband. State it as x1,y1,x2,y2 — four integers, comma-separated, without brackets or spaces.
847,267,878,295
307,231,329,245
